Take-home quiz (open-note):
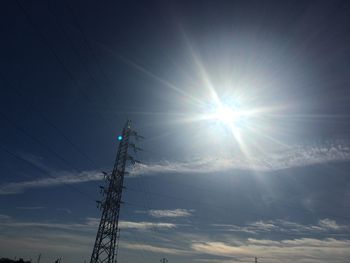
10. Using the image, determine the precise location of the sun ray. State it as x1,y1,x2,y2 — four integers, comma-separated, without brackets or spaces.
180,29,221,106
100,43,207,108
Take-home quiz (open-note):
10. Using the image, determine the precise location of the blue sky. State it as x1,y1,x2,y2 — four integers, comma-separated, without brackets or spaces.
1,0,350,262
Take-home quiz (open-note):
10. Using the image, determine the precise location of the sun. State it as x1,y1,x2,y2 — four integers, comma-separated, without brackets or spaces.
213,105,239,126
207,103,247,132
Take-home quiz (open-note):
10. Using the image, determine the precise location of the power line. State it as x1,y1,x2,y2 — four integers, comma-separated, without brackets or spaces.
0,72,98,169
0,111,78,171
0,111,104,202
62,0,111,86
0,146,96,202
15,0,115,131
46,2,118,112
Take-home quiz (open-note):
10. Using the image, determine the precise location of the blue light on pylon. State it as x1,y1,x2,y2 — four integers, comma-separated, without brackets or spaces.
118,135,123,141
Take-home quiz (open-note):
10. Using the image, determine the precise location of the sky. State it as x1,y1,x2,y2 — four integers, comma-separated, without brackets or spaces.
1,0,350,263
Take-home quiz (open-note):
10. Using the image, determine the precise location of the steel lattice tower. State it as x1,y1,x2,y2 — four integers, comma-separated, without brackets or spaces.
90,120,141,263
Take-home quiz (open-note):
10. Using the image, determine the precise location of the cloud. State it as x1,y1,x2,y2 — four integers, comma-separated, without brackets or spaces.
0,217,96,260
119,221,176,230
192,242,247,255
16,206,46,210
130,142,350,176
213,221,284,234
85,217,100,227
318,218,342,230
246,221,279,232
0,216,183,261
0,216,85,231
191,238,350,263
1,215,350,263
85,217,176,230
0,170,102,195
145,209,194,218
0,214,11,220
56,208,72,214
276,219,348,234
1,142,349,195
120,242,189,255
0,217,176,232
0,234,92,254
0,220,94,232
213,218,349,235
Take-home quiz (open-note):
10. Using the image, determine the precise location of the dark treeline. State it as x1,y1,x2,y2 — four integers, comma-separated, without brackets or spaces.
0,258,31,263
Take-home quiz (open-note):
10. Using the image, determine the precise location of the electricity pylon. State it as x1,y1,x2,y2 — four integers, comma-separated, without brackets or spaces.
90,120,142,263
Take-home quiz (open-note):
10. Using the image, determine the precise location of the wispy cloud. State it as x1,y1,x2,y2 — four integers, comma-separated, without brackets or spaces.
191,238,350,263
118,231,350,262
0,217,176,232
20,153,52,173
139,209,194,218
0,216,181,260
1,142,349,195
56,208,72,214
0,234,92,255
1,215,350,262
212,218,349,235
0,214,11,220
0,170,102,195
119,221,176,230
16,206,46,210
131,142,350,175
84,217,176,230
318,218,342,230
0,219,95,232
120,242,190,255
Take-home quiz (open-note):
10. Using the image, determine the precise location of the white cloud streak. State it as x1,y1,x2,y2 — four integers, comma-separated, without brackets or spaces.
120,242,189,255
16,206,46,210
131,143,350,176
318,218,342,230
1,216,349,263
0,170,102,195
192,238,350,263
0,214,11,220
0,217,176,232
119,221,176,230
1,143,349,195
213,219,349,235
145,209,194,218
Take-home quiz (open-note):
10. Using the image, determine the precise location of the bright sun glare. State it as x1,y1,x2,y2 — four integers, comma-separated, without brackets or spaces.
213,106,239,126
207,103,248,132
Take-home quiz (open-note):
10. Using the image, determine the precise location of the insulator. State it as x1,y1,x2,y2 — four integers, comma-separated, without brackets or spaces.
129,143,142,153
126,155,135,164
130,130,144,140
126,155,141,165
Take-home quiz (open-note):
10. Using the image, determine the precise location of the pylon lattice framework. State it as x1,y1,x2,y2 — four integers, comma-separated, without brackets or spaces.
90,120,141,263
